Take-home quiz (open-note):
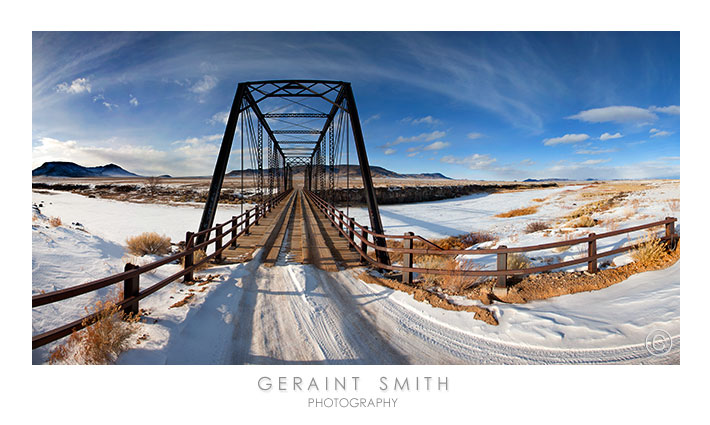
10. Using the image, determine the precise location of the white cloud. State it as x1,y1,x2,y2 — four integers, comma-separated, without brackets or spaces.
519,159,535,166
363,114,381,125
543,133,590,146
407,152,419,157
384,148,396,155
190,75,218,93
409,115,442,125
649,128,673,138
575,148,618,155
383,130,446,147
208,111,230,125
55,77,91,94
129,95,139,107
580,158,611,165
599,132,622,141
467,132,484,140
649,105,680,115
441,153,497,170
650,130,673,138
422,141,450,151
33,135,237,177
567,106,657,123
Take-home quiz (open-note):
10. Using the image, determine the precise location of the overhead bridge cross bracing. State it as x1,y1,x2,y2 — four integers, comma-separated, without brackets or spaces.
198,80,390,266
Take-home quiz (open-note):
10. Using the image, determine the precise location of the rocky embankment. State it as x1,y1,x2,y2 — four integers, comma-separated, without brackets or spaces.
321,182,558,205
32,181,557,206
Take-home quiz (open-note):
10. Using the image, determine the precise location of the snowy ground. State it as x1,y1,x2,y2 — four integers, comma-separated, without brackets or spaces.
32,181,680,364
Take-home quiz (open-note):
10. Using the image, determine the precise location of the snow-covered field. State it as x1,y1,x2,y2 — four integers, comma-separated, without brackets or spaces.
32,181,680,364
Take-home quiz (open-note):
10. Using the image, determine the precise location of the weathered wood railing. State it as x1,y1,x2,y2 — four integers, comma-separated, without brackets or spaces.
31,189,292,349
304,190,679,291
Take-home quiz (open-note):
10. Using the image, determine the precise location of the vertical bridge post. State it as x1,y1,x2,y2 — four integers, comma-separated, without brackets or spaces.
343,83,391,267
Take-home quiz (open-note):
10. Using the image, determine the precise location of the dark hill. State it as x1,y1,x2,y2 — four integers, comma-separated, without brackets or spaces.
32,161,140,177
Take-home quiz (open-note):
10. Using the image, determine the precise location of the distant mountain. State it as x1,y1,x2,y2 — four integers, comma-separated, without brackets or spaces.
32,161,140,177
227,164,451,180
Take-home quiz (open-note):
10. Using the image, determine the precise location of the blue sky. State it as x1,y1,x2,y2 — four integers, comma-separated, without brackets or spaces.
32,32,680,179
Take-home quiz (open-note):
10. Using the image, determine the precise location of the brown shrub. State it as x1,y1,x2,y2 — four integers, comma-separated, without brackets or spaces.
525,221,549,233
631,236,667,266
49,217,62,227
125,232,171,256
507,253,531,270
573,215,597,228
181,249,209,272
459,231,496,247
416,255,479,293
49,295,140,365
495,206,539,218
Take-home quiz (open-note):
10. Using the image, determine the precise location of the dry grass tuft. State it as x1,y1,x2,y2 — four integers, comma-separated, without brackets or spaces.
169,293,195,308
181,249,209,272
126,232,171,256
416,255,479,293
532,198,546,203
495,206,539,218
573,215,597,228
48,295,140,365
525,221,549,233
631,236,667,266
507,253,531,270
49,216,62,227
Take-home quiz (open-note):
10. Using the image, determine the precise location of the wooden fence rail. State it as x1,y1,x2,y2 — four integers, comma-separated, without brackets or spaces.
31,189,292,350
304,190,678,292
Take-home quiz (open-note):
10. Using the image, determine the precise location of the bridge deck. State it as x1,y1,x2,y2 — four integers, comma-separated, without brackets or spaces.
221,190,361,270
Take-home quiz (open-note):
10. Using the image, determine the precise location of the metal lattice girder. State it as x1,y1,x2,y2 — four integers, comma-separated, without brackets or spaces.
329,124,335,201
257,121,264,202
272,130,321,134
264,113,328,118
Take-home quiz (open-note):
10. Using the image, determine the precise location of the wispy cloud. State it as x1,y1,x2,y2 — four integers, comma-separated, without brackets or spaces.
575,147,618,155
208,111,229,126
383,148,396,155
649,105,680,115
129,94,139,107
363,114,381,125
599,132,622,141
189,75,218,94
543,133,590,146
382,130,446,148
441,153,497,170
401,115,442,126
467,132,484,140
649,128,673,138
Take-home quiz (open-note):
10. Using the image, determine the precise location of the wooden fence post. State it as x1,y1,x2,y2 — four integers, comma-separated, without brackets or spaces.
348,217,355,250
255,205,260,226
184,231,194,282
123,263,140,316
587,233,597,274
231,216,238,248
665,217,676,248
245,210,251,235
403,232,414,284
493,245,508,297
360,226,369,264
339,212,345,236
215,224,223,262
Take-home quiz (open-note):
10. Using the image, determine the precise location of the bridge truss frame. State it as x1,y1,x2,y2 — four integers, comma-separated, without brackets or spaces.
198,80,390,266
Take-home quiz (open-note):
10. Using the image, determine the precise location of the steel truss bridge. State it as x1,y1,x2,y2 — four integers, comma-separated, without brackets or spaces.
199,80,390,265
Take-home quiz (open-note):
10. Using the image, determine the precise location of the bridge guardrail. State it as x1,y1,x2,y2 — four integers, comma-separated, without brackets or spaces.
32,189,293,349
303,190,679,287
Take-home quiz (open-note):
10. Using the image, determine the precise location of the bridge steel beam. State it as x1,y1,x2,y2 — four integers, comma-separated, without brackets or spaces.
342,83,390,266
197,83,248,242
